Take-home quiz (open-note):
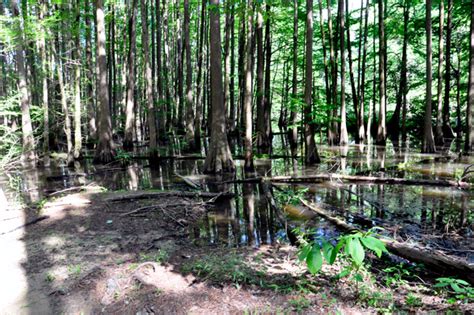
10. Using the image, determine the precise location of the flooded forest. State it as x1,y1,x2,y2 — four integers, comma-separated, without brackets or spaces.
1,0,474,313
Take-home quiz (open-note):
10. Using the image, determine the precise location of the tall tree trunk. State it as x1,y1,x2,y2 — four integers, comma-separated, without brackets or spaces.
184,0,195,150
11,0,36,163
140,0,159,157
358,0,369,144
94,0,115,163
289,0,299,151
328,0,338,144
229,3,237,134
443,0,455,139
318,0,331,144
455,48,462,140
465,0,474,153
401,2,410,145
388,0,409,145
124,0,137,150
345,0,359,144
38,0,49,165
194,0,206,150
243,2,255,171
339,0,348,145
156,0,165,137
203,0,234,173
376,0,386,145
262,3,272,150
256,6,265,150
73,1,82,160
304,0,320,164
224,0,232,129
422,0,436,153
434,0,444,145
85,0,97,143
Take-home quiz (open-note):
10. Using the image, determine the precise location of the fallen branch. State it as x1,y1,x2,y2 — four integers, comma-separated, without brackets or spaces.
104,191,234,202
267,174,471,188
299,199,474,284
174,173,201,189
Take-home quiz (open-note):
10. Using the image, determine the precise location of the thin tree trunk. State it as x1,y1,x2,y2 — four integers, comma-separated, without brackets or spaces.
304,0,320,164
466,0,474,153
184,0,195,150
73,1,82,160
443,0,455,139
94,0,115,163
229,3,237,134
345,0,359,144
124,0,137,150
203,0,234,173
38,0,49,165
318,0,331,143
289,0,298,151
376,0,386,145
11,0,36,163
262,3,272,150
339,0,348,145
256,6,265,150
328,0,338,144
243,2,255,171
435,0,444,145
85,0,97,143
224,0,232,129
358,0,369,144
194,0,206,150
156,0,165,137
140,0,158,157
423,0,436,153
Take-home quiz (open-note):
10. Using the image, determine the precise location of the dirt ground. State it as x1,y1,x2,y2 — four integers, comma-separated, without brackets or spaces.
1,187,472,314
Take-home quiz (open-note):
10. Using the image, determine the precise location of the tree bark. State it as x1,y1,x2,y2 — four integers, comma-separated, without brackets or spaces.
434,0,445,145
466,0,474,153
327,0,338,145
11,0,36,163
94,0,115,163
256,6,265,150
358,0,369,144
289,0,299,151
304,0,320,164
85,0,97,143
38,0,49,165
318,0,331,144
443,0,455,139
124,0,137,150
184,0,195,150
73,1,82,160
339,0,348,145
203,0,235,173
262,3,272,151
376,0,386,145
140,0,159,157
194,0,206,150
243,2,255,171
422,0,436,153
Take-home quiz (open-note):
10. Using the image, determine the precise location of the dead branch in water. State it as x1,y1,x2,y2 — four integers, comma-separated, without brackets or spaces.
299,198,474,284
267,174,472,188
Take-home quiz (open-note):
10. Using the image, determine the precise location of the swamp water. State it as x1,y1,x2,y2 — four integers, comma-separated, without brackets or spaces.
1,143,473,261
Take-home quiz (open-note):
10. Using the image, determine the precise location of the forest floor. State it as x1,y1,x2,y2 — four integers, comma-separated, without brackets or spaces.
1,187,473,314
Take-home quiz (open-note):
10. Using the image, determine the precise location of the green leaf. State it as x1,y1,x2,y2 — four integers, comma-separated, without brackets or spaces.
330,239,345,264
322,241,334,263
348,237,365,266
306,245,323,274
298,244,311,262
360,236,387,258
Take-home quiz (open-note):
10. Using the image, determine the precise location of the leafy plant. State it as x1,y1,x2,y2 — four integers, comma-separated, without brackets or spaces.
288,296,311,312
383,263,411,288
297,228,388,276
276,187,309,206
434,277,474,304
405,293,422,307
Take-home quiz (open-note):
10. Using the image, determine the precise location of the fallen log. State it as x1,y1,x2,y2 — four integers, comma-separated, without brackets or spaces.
299,199,474,284
267,174,472,189
104,191,234,202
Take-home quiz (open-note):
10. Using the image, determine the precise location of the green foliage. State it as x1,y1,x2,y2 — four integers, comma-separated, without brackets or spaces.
405,293,422,307
382,263,411,288
296,228,388,276
434,277,474,304
288,296,311,312
115,149,132,163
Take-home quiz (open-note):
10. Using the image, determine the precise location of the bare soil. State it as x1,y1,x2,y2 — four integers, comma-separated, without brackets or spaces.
2,188,472,314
